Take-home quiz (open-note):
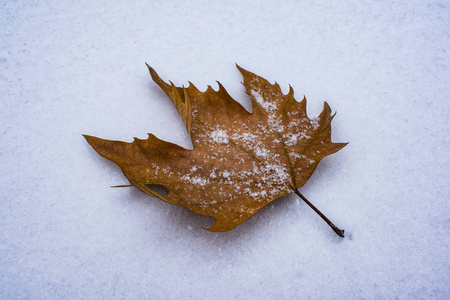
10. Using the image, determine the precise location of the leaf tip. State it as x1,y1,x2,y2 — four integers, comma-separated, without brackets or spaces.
145,62,155,75
216,80,228,93
337,142,349,149
330,142,348,154
235,64,251,77
287,84,294,98
147,64,169,90
83,134,98,146
186,81,199,91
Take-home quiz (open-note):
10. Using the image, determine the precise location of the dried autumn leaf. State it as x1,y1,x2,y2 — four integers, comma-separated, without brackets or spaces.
84,65,346,232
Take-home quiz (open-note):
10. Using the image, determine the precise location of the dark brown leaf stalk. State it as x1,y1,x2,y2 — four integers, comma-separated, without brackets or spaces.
294,189,345,237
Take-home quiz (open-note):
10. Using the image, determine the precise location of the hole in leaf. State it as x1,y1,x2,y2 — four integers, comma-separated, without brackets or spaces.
145,184,169,197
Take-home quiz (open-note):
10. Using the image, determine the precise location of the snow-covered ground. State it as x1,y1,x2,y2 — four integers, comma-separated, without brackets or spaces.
1,1,449,299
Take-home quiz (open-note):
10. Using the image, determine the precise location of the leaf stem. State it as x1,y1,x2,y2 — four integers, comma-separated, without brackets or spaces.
294,189,345,238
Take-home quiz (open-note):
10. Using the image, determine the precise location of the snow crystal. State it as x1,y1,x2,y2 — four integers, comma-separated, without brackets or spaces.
209,128,229,144
289,152,306,160
269,188,281,195
284,133,299,146
250,89,277,113
190,176,208,186
181,175,209,186
261,163,290,184
284,132,310,146
268,115,284,132
287,119,300,129
254,147,270,158
311,118,320,130
232,132,257,144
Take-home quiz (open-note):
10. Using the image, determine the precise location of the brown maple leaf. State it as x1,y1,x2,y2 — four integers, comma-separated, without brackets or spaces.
84,65,347,235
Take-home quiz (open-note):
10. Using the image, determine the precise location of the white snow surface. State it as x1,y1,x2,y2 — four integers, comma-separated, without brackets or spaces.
1,1,449,299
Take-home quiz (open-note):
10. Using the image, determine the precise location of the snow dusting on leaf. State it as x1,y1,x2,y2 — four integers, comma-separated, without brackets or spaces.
84,65,346,232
